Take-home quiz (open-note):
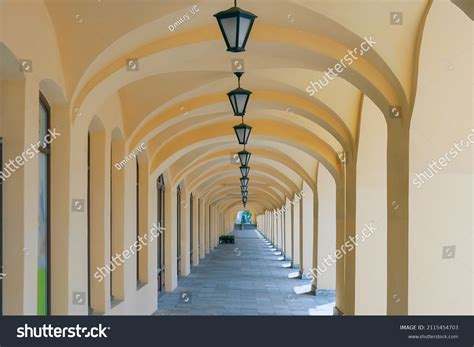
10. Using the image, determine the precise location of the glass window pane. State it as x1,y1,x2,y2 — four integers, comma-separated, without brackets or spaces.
39,102,48,147
37,152,48,315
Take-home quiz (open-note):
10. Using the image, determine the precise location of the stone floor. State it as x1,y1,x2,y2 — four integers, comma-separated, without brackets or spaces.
154,229,335,316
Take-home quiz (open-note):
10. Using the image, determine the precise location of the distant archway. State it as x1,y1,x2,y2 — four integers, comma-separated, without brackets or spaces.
236,210,253,225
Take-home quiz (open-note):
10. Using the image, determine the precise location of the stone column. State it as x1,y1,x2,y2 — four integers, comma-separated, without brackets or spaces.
199,198,205,259
298,195,304,277
164,186,178,292
192,195,199,266
2,78,39,314
180,190,190,276
311,186,319,293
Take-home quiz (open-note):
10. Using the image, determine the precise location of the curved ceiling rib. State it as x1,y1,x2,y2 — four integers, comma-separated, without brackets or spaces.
40,0,431,216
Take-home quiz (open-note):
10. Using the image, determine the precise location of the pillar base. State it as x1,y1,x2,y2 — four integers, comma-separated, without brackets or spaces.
288,270,302,279
333,306,344,316
293,284,313,295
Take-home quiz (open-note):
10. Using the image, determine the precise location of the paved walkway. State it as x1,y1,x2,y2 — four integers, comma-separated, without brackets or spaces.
155,229,335,315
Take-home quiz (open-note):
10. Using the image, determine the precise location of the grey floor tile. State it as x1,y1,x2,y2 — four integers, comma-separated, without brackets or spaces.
156,229,336,316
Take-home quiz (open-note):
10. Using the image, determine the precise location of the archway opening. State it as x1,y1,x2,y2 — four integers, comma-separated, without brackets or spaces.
236,210,253,227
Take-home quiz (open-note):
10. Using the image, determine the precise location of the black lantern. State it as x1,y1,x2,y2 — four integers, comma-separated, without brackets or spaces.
240,177,249,186
234,122,252,145
240,165,250,177
242,196,248,203
213,1,257,53
241,185,248,192
242,191,248,198
238,149,251,166
227,72,252,117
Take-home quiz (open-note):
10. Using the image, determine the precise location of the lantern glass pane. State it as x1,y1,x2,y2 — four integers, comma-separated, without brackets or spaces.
240,166,249,177
235,127,245,144
230,94,238,115
238,16,252,47
238,152,250,166
244,127,251,143
236,93,248,114
220,17,237,48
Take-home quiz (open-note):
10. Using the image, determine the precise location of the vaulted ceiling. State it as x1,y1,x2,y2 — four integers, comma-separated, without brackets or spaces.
41,0,432,214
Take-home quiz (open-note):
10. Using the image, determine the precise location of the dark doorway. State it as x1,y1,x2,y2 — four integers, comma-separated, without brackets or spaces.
176,186,181,277
197,199,201,258
157,175,165,293
38,93,51,316
189,193,193,267
0,139,3,315
87,133,92,314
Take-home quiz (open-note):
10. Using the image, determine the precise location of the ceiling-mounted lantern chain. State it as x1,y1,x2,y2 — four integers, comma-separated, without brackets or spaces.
234,122,252,145
214,1,257,208
238,149,251,166
213,1,257,53
240,165,250,178
228,72,252,117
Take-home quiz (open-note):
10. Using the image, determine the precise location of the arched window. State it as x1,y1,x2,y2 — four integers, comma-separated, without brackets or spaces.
110,132,125,304
87,120,106,315
197,198,201,258
38,93,51,316
87,133,91,313
157,175,165,293
110,145,113,301
189,193,193,264
0,138,3,315
136,158,140,285
176,186,181,277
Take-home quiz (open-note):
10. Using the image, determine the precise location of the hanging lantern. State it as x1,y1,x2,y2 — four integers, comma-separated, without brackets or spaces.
213,1,257,53
241,185,248,192
238,149,251,166
242,196,248,203
227,72,252,117
240,177,249,186
240,165,250,178
234,122,252,145
242,191,248,198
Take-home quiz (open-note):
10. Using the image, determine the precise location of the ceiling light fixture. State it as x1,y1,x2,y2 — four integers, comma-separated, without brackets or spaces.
228,72,252,117
213,0,257,53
